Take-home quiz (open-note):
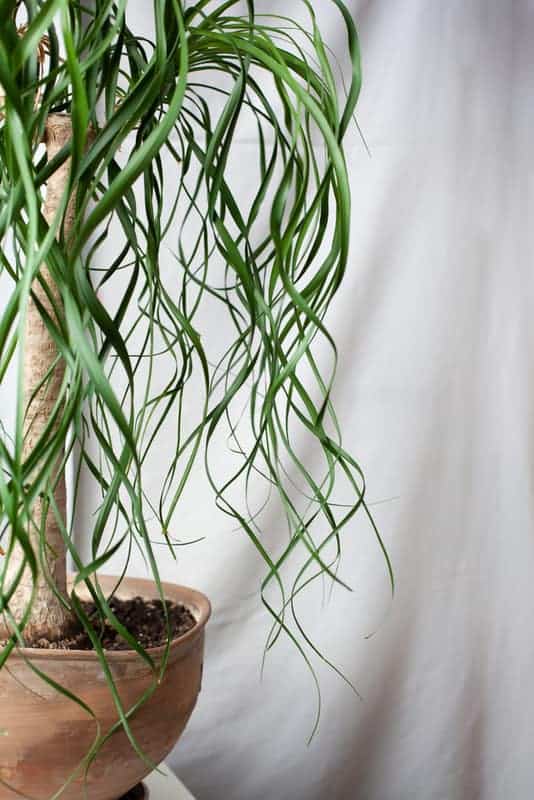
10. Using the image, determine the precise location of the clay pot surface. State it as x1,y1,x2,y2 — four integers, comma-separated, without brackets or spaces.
0,575,210,800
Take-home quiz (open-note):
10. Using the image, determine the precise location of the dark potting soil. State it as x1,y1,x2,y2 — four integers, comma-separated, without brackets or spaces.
29,596,196,651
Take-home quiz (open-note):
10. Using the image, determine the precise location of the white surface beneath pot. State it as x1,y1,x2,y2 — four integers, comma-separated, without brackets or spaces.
144,764,196,800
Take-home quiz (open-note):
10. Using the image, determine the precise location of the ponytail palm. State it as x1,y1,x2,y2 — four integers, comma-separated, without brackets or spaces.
0,0,389,695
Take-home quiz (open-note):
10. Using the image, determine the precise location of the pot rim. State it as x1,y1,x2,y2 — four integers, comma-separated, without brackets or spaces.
6,575,211,662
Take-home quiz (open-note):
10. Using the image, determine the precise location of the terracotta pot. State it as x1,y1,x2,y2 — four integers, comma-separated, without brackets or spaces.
0,575,210,800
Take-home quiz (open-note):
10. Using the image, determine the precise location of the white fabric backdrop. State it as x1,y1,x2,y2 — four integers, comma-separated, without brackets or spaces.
1,2,532,799
161,3,534,799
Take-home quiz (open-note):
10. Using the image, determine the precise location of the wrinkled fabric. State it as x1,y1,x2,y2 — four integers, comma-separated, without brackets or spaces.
165,2,534,798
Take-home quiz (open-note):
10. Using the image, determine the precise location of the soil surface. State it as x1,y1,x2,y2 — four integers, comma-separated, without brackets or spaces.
29,596,196,651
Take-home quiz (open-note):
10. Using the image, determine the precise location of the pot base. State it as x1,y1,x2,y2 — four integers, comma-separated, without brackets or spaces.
120,784,146,800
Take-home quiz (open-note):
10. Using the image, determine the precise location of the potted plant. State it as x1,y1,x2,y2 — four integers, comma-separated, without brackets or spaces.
0,1,387,798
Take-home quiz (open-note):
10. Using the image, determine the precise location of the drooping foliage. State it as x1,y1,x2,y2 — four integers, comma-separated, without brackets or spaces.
0,0,391,746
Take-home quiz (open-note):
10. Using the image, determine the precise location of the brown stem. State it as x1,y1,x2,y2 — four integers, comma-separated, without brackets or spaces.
3,115,86,643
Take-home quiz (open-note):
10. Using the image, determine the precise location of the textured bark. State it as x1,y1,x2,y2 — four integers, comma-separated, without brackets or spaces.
4,115,82,642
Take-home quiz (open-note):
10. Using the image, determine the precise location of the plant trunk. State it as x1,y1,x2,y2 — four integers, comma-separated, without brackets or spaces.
5,115,79,643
